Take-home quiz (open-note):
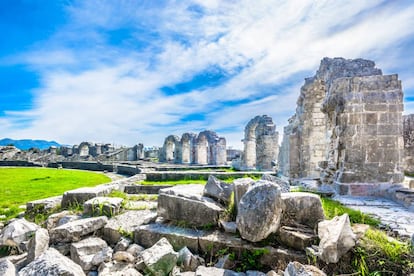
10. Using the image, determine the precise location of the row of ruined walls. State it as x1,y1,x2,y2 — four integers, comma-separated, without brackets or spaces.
158,130,227,165
279,57,405,195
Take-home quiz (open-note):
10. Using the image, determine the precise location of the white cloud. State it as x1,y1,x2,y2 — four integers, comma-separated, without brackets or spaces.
2,0,414,149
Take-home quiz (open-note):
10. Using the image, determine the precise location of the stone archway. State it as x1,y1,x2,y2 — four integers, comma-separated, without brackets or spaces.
181,133,196,164
159,135,180,163
242,115,279,171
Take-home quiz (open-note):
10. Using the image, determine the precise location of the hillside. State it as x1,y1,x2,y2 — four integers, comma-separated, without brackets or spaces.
0,138,61,150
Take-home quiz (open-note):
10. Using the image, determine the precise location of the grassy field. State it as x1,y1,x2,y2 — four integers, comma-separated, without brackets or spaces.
0,167,111,220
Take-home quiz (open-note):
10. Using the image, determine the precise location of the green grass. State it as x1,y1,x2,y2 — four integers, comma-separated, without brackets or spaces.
0,167,111,221
353,229,414,275
320,197,380,226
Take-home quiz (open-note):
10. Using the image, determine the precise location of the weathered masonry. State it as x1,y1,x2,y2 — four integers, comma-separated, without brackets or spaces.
279,57,405,195
159,130,227,165
403,114,414,175
241,115,279,171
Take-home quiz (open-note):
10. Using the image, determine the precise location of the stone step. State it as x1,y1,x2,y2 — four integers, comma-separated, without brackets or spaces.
134,223,307,270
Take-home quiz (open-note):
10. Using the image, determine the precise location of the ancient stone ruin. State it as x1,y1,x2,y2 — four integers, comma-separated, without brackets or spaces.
279,57,405,195
241,115,279,171
158,130,227,165
403,114,414,175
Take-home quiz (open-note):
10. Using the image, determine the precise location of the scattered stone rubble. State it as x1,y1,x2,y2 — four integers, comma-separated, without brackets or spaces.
279,57,405,196
0,173,361,275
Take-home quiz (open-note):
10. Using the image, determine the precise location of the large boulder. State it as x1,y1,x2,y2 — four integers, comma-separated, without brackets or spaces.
158,184,224,227
0,218,40,252
281,192,325,228
317,214,356,264
103,210,156,245
236,180,284,242
18,248,85,276
70,237,111,271
27,228,49,263
83,196,124,217
203,175,234,204
284,261,326,276
50,216,108,243
141,237,178,276
0,259,15,276
261,174,290,193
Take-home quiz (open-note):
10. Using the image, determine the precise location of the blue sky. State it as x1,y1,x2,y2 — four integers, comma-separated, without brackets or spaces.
1,0,414,149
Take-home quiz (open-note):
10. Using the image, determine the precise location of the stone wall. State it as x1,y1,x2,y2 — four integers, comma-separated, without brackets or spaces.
159,131,227,165
403,114,414,174
279,57,405,195
241,115,279,171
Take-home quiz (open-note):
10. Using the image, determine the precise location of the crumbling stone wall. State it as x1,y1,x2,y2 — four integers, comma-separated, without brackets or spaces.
159,131,227,165
403,114,414,174
279,57,404,195
242,115,279,171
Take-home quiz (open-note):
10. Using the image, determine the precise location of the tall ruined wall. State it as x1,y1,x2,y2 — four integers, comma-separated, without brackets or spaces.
242,115,279,171
279,57,404,195
403,114,414,174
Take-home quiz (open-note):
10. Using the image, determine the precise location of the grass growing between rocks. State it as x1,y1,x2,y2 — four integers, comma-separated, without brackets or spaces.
320,197,380,226
0,167,111,221
352,229,414,275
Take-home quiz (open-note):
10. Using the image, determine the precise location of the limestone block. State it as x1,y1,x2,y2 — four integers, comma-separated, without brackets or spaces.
195,266,226,276
157,184,224,227
203,175,234,204
50,216,108,243
61,184,119,208
278,226,317,251
0,218,40,252
98,261,142,276
114,237,131,252
126,243,145,258
317,214,356,264
70,237,111,271
26,196,62,216
141,237,178,276
261,174,290,193
219,220,237,234
0,259,15,276
178,246,205,272
103,210,157,245
19,248,85,276
236,180,284,242
281,192,325,228
27,228,49,263
233,177,255,211
135,223,202,253
45,210,73,230
284,261,326,276
83,196,124,217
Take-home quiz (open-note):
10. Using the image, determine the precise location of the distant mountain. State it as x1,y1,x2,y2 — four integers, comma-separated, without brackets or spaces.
0,138,61,150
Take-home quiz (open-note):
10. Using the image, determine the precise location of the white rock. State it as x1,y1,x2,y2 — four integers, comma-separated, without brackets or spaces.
98,261,142,276
284,261,326,276
18,248,85,276
50,216,108,243
0,218,39,252
70,237,111,271
141,237,178,275
236,180,284,242
27,228,49,263
317,214,356,264
0,259,15,276
203,175,233,204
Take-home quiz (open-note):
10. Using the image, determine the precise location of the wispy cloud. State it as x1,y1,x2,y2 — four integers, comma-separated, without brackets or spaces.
1,0,414,148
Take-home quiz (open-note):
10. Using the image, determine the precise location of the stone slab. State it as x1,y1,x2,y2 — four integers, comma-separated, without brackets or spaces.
61,184,119,208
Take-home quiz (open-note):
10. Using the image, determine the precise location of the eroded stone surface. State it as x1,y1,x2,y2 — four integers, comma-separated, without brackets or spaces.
236,180,283,242
141,237,178,276
0,259,15,276
317,214,356,264
281,192,324,228
0,218,39,252
50,216,108,243
83,196,123,217
61,184,119,208
158,184,224,227
70,237,110,271
19,248,85,276
204,175,233,204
